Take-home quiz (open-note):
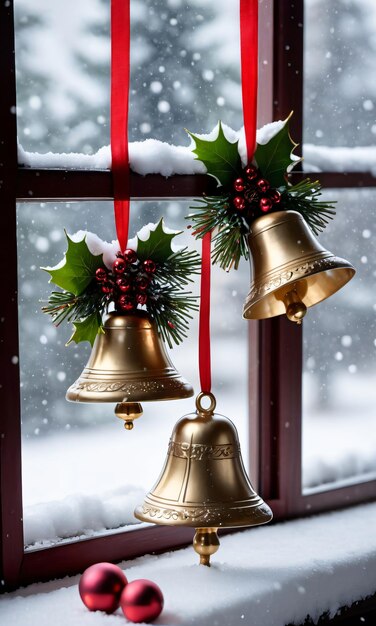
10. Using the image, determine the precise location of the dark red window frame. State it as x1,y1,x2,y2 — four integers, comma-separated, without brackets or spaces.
1,0,375,591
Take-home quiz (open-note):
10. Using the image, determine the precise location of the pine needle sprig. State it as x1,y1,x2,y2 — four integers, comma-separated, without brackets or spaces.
155,248,201,288
42,287,107,327
283,179,336,235
147,285,198,348
187,195,249,271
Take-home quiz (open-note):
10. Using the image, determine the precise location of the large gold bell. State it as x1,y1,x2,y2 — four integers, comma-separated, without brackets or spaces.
243,210,355,323
66,311,194,429
135,392,272,565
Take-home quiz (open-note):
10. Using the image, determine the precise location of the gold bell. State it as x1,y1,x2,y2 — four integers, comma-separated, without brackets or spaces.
135,392,272,565
243,210,355,323
66,311,193,429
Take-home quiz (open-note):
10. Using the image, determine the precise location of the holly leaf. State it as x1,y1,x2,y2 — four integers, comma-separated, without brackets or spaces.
42,233,104,296
187,121,242,189
254,113,301,188
136,219,182,263
67,312,104,347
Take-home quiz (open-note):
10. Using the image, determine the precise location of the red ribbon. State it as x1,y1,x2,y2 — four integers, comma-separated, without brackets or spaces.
110,0,131,253
240,0,259,163
199,232,212,394
198,1,258,395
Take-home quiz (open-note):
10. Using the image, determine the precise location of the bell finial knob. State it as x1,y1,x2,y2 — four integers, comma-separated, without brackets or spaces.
193,528,220,566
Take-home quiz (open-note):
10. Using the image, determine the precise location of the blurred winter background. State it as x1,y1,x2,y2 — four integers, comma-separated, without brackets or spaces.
13,0,376,548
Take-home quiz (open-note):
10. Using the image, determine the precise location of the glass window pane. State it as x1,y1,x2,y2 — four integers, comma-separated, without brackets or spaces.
14,0,241,155
304,0,376,165
18,200,250,548
302,188,376,493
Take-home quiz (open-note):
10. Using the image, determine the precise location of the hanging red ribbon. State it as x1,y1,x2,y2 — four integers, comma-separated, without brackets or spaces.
240,0,259,163
198,1,258,395
110,0,131,253
199,231,212,394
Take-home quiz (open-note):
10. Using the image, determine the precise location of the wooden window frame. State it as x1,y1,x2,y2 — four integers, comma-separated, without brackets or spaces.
1,0,375,590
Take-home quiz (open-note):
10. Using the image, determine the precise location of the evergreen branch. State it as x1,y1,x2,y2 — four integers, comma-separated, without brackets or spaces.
155,248,201,288
187,195,249,271
42,288,108,327
283,179,336,235
147,286,198,349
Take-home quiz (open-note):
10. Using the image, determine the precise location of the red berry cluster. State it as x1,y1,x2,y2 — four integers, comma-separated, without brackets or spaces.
232,165,281,217
95,248,157,313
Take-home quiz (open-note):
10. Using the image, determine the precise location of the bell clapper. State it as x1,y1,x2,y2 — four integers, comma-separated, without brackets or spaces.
283,289,307,324
193,528,220,567
115,402,143,430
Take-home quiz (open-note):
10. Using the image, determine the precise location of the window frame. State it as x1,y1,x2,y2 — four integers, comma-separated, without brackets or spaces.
1,0,375,591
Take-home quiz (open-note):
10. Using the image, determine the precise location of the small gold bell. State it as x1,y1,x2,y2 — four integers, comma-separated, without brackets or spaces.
243,210,355,323
66,311,193,429
135,392,272,565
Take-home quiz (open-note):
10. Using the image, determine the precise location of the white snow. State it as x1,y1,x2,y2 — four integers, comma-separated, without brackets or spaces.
19,122,376,176
1,502,376,626
24,485,144,548
303,144,376,175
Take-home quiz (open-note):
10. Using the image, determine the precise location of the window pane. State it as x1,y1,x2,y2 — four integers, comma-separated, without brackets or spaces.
14,0,241,155
302,188,376,493
18,200,250,548
303,0,376,170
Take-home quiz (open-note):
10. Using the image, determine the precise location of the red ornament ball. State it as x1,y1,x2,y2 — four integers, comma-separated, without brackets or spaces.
136,276,149,291
101,283,113,294
233,196,246,211
95,267,108,282
245,165,258,180
257,178,270,193
118,295,135,311
79,562,127,614
116,277,132,293
269,189,281,204
120,579,164,624
113,258,126,274
136,293,148,305
233,177,245,192
143,259,157,274
260,197,273,212
123,248,138,264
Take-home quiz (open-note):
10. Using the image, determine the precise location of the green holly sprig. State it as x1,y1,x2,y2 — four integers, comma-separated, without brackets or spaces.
187,116,336,271
42,219,200,348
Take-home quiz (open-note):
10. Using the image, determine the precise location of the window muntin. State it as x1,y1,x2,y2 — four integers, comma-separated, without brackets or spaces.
302,188,376,494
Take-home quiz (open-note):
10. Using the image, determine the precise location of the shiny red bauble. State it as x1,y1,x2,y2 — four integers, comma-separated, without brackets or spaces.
113,258,126,274
257,178,270,193
269,189,281,204
116,277,132,292
136,276,149,291
101,283,113,294
260,197,273,212
95,267,108,282
233,177,245,192
143,259,157,274
118,295,135,311
123,248,138,264
245,165,258,180
79,562,128,614
136,293,148,305
120,579,164,623
233,196,246,211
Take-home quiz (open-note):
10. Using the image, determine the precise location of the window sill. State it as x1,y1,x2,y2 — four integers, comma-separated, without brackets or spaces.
1,502,376,625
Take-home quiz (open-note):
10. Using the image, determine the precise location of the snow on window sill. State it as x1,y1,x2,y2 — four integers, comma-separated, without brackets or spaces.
3,502,376,626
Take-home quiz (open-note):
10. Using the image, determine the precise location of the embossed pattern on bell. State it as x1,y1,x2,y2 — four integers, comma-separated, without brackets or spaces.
135,408,273,529
66,311,193,403
243,210,355,320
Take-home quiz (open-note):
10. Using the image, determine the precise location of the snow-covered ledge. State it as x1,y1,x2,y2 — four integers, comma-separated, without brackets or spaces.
1,503,376,626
